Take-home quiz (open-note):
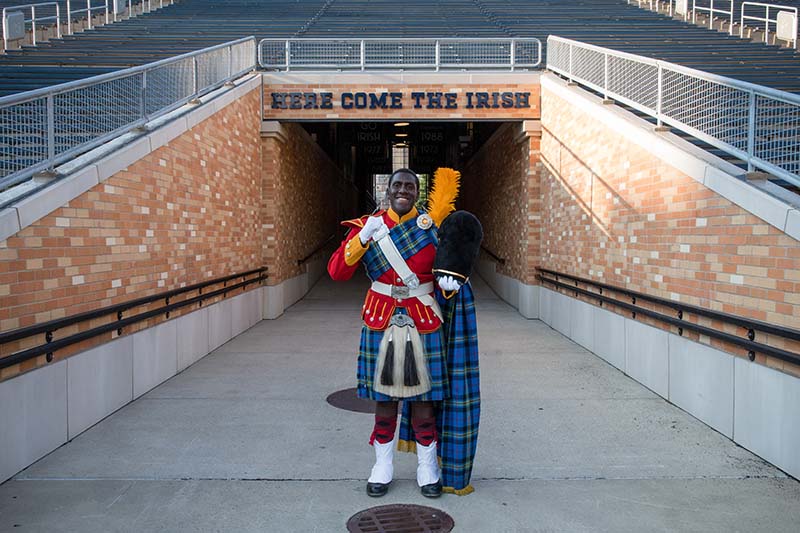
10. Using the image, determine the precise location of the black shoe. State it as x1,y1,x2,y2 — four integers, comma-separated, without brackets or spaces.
367,482,390,497
420,480,442,498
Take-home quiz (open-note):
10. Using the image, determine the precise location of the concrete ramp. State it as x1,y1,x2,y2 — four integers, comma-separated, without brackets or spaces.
1,275,798,531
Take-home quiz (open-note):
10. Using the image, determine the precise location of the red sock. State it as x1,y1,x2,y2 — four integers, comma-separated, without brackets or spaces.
412,417,437,446
369,415,397,445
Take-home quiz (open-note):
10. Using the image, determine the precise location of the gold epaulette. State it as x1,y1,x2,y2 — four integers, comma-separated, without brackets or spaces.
341,210,385,229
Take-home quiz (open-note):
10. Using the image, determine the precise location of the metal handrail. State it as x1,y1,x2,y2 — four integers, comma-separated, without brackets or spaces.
0,267,268,370
537,268,800,366
693,0,735,33
297,233,335,265
258,37,542,71
65,0,108,34
0,36,257,193
2,2,60,48
109,0,162,24
628,0,686,19
741,2,798,48
480,245,506,266
546,35,800,188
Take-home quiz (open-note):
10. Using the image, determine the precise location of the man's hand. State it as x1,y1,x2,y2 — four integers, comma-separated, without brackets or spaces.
437,275,461,292
359,216,389,245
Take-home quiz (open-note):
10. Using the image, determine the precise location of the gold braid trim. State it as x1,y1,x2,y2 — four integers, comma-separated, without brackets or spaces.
442,485,475,496
397,438,417,454
432,269,469,282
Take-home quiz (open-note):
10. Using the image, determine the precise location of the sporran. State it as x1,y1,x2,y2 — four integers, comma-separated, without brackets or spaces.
373,314,431,398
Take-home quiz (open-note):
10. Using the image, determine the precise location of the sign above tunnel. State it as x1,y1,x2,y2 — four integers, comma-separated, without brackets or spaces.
261,74,541,121
270,91,533,111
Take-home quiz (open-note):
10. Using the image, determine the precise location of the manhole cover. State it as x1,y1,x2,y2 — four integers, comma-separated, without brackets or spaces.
326,388,375,413
346,504,454,532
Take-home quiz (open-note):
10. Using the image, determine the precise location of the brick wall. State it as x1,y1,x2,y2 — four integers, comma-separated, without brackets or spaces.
0,87,263,381
261,123,347,284
461,122,541,283
539,83,800,376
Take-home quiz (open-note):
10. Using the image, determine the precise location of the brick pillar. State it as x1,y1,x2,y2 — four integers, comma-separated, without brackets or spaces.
461,120,542,286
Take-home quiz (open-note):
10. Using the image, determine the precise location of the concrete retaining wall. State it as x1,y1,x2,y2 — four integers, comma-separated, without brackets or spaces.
0,287,262,483
537,286,800,481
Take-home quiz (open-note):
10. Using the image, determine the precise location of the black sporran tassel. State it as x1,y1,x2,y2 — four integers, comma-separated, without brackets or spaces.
403,331,420,386
381,334,395,386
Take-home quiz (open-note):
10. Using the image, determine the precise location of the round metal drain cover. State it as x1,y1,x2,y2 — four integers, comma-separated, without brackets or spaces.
326,388,375,413
346,504,454,532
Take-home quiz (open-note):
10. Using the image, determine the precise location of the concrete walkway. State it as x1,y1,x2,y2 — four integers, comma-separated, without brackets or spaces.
1,276,799,532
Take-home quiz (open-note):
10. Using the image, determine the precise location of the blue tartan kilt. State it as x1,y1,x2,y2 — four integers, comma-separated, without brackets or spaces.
357,316,449,402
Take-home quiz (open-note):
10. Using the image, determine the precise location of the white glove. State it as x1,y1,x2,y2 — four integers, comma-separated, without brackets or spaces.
437,275,461,292
359,216,388,245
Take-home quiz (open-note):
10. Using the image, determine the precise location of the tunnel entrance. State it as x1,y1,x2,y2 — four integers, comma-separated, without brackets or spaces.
298,120,506,215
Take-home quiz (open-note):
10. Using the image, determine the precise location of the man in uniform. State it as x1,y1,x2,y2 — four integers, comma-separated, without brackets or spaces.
328,168,461,498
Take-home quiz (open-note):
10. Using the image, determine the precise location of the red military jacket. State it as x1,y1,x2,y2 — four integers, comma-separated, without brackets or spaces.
327,207,441,333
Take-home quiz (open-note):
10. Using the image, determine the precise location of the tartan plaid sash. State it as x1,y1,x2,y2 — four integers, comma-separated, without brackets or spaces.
363,212,438,282
399,282,481,494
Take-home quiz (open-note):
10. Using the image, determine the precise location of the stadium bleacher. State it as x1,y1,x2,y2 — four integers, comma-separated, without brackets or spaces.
0,0,797,98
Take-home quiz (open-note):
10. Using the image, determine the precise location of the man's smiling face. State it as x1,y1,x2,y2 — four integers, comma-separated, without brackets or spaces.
387,172,419,216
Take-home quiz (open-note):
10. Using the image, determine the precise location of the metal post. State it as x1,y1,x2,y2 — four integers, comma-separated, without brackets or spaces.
227,44,232,78
765,6,770,44
86,0,92,30
31,5,37,46
510,39,515,72
746,91,756,171
740,7,744,38
729,3,733,35
656,66,663,126
67,0,72,34
105,0,109,24
360,39,365,71
285,40,290,71
603,52,609,98
56,4,61,39
140,70,147,120
46,93,55,165
708,0,713,30
568,43,574,81
435,40,440,72
693,0,696,24
192,55,198,96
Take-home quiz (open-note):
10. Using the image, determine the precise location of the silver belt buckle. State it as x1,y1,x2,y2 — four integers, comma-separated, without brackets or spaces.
391,285,410,299
389,314,415,327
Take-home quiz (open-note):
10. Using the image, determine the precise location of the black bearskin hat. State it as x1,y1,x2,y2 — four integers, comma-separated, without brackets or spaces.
433,211,483,282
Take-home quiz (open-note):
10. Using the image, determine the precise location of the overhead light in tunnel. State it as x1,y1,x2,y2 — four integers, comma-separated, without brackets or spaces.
394,122,410,127
395,133,408,137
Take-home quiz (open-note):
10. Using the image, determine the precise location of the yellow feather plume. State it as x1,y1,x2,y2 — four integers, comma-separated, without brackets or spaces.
427,167,460,227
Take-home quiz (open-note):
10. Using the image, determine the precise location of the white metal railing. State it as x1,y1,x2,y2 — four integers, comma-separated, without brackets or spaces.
630,0,658,10
693,0,735,33
258,38,542,71
0,36,256,191
547,36,800,188
111,0,169,22
65,0,108,34
2,2,61,48
741,2,798,48
627,0,681,17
